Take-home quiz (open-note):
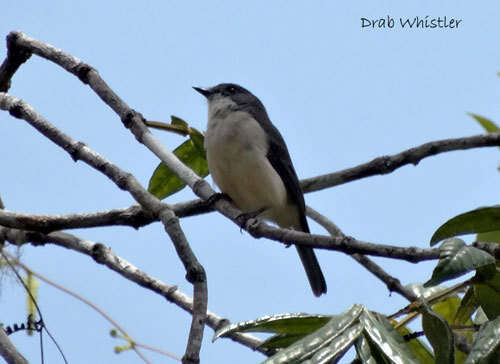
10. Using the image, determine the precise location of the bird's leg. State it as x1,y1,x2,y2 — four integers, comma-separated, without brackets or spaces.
236,206,268,232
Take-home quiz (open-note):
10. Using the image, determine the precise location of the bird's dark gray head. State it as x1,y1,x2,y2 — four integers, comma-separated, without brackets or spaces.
193,83,260,107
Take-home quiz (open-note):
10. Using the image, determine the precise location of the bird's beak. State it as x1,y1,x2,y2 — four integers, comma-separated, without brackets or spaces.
193,86,211,98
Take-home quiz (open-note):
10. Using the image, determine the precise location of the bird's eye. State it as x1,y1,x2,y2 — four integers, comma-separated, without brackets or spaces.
228,86,236,94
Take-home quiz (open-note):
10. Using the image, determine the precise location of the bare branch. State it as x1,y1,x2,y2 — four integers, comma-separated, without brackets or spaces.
245,218,440,263
0,327,29,364
0,227,271,357
0,92,207,363
306,207,419,302
301,133,500,193
0,33,31,92
0,200,211,233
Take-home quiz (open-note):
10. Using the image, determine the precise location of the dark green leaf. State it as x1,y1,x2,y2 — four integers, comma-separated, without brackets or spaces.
355,333,392,364
302,324,363,364
262,305,363,363
464,316,500,364
432,296,472,362
454,287,479,325
424,238,495,287
360,310,420,364
148,137,208,199
213,313,332,342
431,206,500,246
474,270,500,320
468,113,500,133
421,303,454,364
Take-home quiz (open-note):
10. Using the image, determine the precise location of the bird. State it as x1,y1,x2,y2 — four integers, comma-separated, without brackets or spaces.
194,83,327,297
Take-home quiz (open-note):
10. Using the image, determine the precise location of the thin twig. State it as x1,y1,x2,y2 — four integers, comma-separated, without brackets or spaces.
245,218,440,263
306,207,419,302
0,33,31,92
301,133,500,193
0,227,270,356
2,250,177,363
0,89,207,363
0,200,211,233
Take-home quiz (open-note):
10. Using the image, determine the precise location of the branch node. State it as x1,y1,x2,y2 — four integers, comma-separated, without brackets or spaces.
167,285,178,294
214,318,230,332
385,277,402,293
8,102,24,119
185,263,206,284
73,63,93,84
91,243,107,263
122,110,138,129
67,141,86,162
192,179,207,198
182,353,200,364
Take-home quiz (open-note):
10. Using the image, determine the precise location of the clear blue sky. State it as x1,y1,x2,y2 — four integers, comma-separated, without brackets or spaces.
1,1,500,363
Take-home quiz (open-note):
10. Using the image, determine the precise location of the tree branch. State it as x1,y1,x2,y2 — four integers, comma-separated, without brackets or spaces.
306,207,419,302
301,133,500,193
244,218,440,263
0,33,31,92
0,200,211,233
0,227,271,357
0,327,29,364
0,92,207,364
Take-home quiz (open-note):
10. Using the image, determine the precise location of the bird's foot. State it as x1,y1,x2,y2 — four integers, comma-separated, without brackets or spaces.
236,207,267,232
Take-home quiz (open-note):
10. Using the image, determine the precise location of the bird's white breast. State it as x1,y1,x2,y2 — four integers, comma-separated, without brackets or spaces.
204,99,289,221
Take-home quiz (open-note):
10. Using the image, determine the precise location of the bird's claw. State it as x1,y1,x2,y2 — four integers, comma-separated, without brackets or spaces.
236,207,267,232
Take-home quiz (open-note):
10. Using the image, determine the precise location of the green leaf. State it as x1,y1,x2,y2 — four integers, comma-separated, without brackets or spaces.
148,135,209,199
259,333,308,350
454,287,479,325
464,316,500,364
477,230,500,244
396,324,434,364
213,313,332,342
405,283,448,299
170,115,188,128
431,206,500,246
432,296,472,362
301,324,363,364
262,305,363,363
355,333,392,364
468,113,500,133
421,303,454,364
188,127,206,156
473,270,500,320
360,310,420,364
424,238,495,287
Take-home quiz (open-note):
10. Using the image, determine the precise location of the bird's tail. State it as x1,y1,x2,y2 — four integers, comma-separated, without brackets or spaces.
296,245,327,297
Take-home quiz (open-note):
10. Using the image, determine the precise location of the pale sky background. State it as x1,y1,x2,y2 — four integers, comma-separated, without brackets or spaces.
1,1,500,363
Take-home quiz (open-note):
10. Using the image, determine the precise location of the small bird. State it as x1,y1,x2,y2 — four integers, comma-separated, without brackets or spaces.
194,83,327,296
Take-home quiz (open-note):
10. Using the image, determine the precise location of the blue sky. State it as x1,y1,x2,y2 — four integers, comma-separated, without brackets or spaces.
1,1,500,363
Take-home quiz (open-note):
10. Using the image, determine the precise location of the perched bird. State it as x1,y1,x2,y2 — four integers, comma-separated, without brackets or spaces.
194,83,327,297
